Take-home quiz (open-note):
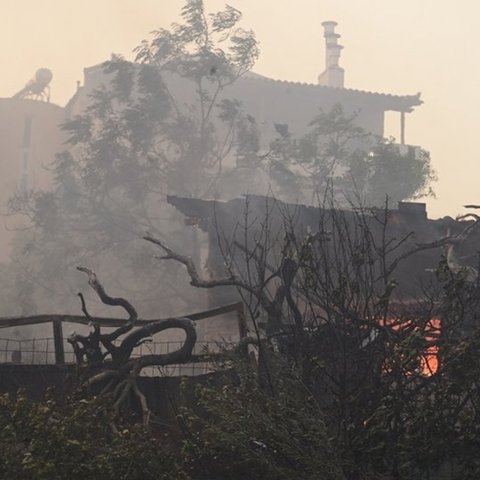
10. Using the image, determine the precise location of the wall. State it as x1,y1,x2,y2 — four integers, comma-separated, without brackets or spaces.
0,98,64,261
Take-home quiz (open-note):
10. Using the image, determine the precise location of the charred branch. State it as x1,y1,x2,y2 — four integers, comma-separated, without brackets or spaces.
143,233,240,289
65,267,203,424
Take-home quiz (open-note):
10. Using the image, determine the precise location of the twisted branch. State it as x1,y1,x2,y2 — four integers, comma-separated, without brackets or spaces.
69,266,200,424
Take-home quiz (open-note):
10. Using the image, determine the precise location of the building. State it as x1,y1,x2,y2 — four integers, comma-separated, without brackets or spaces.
0,94,64,260
68,22,421,145
0,21,423,262
167,194,477,341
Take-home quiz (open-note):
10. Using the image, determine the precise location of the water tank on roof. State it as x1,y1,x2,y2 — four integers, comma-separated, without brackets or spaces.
13,68,53,101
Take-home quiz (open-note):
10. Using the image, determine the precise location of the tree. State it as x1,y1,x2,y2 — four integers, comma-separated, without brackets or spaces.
4,199,480,479
0,258,346,479
144,195,480,479
66,265,198,425
6,1,436,317
8,0,260,316
267,104,436,205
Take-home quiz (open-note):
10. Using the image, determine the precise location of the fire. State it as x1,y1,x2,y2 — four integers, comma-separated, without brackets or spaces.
380,316,440,377
420,317,440,376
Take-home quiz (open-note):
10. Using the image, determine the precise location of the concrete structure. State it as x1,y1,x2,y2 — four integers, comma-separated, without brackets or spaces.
69,50,421,148
0,97,64,259
318,21,344,89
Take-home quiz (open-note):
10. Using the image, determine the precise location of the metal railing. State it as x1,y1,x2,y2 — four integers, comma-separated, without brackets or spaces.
0,337,233,376
0,302,246,376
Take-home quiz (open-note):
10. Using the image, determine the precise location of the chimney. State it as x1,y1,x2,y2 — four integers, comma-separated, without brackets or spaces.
318,21,344,88
398,202,427,220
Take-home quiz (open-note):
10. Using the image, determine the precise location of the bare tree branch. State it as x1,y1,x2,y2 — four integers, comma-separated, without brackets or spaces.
143,232,241,289
77,266,138,324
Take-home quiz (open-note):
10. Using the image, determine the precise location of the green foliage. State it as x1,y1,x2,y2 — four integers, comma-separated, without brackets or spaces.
322,264,480,480
0,392,182,480
362,140,436,204
135,0,258,81
0,362,346,480
268,104,435,205
180,357,345,480
4,225,480,479
6,0,260,316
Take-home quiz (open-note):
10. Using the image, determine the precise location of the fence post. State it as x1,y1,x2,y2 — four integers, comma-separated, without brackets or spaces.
236,304,247,339
52,319,65,365
236,304,249,357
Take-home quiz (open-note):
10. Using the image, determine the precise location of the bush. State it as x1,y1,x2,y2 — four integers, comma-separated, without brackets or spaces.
180,355,345,480
0,391,183,480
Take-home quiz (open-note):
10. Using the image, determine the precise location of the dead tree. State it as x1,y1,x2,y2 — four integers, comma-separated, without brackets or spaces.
68,266,197,424
144,198,480,477
143,227,309,390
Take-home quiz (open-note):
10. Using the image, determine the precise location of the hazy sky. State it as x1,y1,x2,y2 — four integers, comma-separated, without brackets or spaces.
1,0,478,218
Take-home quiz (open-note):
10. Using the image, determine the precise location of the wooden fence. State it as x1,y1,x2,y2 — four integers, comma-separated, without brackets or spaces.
0,302,246,367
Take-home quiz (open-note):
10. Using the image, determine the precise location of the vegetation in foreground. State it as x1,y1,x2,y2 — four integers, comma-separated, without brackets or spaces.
2,199,480,479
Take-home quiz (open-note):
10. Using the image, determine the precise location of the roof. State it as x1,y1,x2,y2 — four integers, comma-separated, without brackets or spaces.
243,71,422,113
167,195,432,238
167,195,480,299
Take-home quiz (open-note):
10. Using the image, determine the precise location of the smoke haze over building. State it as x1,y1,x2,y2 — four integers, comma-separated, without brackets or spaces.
0,0,478,217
